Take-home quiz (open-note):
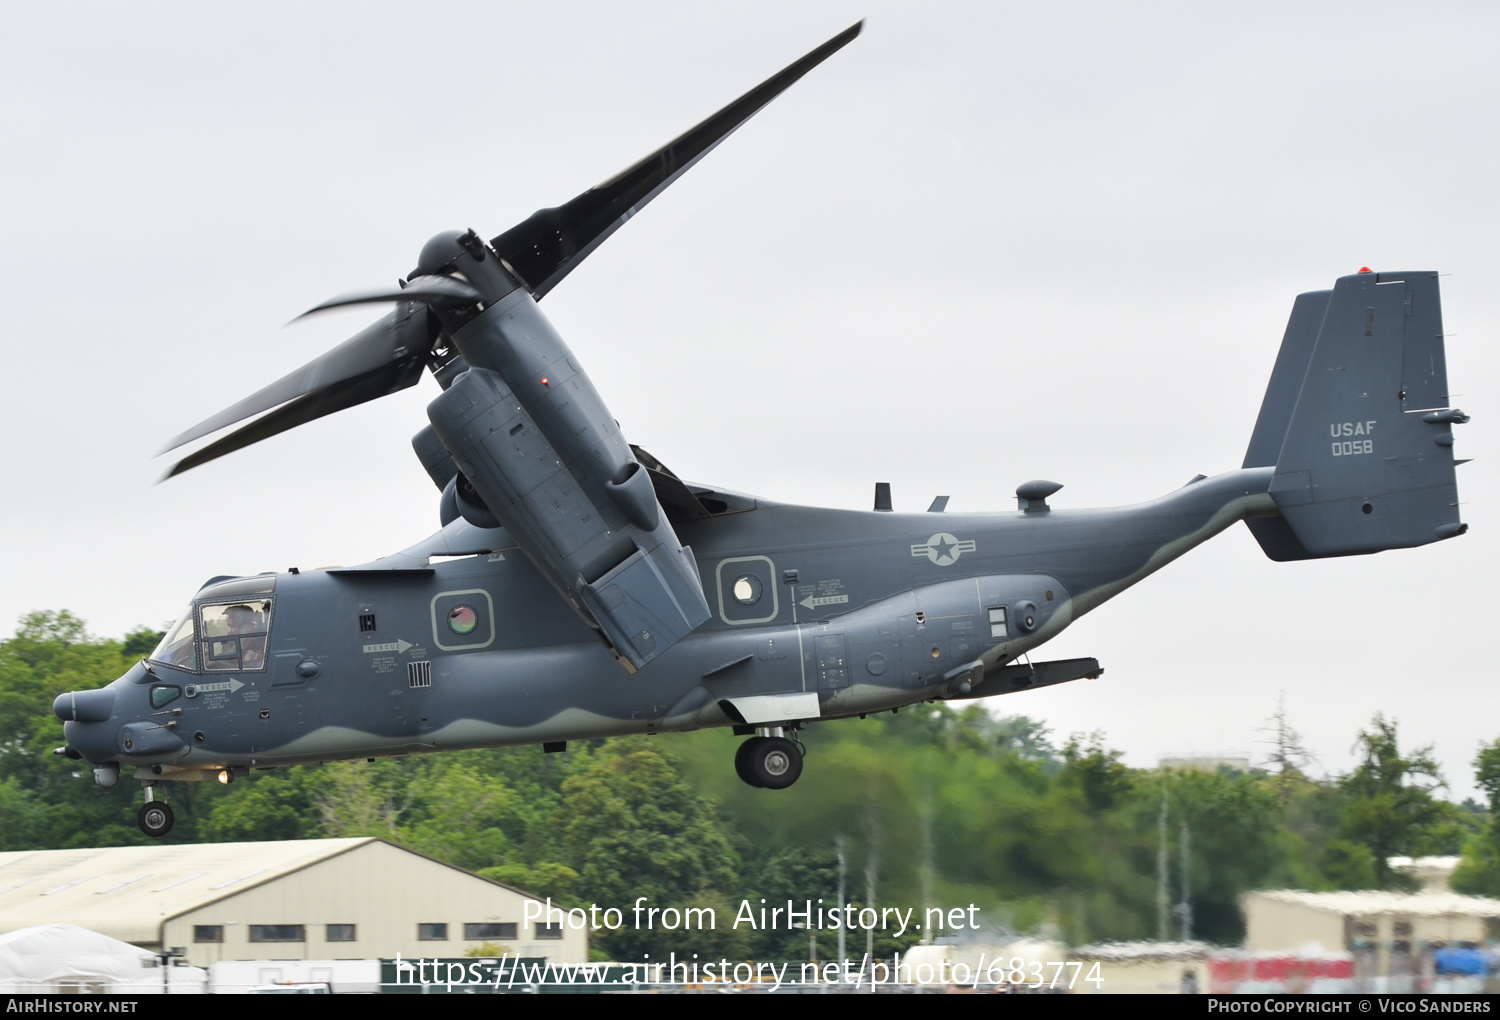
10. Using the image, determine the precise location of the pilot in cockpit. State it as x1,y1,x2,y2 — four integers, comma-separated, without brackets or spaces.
226,604,266,669
225,604,259,634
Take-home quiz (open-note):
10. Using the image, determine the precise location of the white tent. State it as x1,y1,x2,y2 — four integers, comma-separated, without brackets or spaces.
0,923,205,994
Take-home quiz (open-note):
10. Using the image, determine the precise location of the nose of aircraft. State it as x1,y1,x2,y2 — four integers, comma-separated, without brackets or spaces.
54,663,136,764
52,688,115,723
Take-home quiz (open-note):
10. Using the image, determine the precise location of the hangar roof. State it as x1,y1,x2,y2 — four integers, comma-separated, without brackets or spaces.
1246,889,1500,918
0,838,378,944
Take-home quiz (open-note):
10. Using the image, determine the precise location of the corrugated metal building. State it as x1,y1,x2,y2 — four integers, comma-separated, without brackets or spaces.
1243,889,1500,991
0,837,588,969
1245,888,1500,952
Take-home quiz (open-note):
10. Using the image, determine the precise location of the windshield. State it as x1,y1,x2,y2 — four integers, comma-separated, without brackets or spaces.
150,605,198,672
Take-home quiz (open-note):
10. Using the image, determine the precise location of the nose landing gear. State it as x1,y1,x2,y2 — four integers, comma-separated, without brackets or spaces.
137,784,174,837
733,728,804,789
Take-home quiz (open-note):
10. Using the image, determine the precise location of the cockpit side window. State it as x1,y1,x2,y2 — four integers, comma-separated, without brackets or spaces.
150,685,182,709
200,600,272,672
149,605,198,672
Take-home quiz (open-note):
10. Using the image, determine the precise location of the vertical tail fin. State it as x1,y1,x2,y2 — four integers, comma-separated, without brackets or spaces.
1244,271,1468,560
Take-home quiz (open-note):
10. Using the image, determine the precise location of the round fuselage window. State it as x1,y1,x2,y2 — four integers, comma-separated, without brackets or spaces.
732,575,762,605
448,605,478,634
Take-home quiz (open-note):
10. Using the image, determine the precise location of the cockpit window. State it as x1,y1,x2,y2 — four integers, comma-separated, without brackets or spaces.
200,600,272,672
150,605,198,672
150,685,182,709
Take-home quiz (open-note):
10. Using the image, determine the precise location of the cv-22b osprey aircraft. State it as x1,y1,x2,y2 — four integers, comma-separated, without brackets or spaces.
55,23,1469,837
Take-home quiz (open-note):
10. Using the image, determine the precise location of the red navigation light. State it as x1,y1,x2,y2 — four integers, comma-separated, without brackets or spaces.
540,377,550,387
1358,267,1372,273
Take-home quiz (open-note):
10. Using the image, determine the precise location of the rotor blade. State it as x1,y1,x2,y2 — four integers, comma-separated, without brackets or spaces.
296,276,483,319
159,304,433,455
491,21,862,300
162,354,427,479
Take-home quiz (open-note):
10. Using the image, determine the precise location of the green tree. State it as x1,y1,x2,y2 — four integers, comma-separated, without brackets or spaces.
989,715,1061,769
395,760,516,871
1317,839,1380,890
314,759,411,837
121,627,166,660
739,846,840,961
1144,767,1290,944
1059,733,1132,812
1476,739,1500,810
1451,739,1500,896
198,769,315,842
559,745,741,960
1337,715,1452,889
479,861,580,901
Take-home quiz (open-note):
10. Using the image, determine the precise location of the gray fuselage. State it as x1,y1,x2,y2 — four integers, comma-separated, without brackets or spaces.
67,468,1275,777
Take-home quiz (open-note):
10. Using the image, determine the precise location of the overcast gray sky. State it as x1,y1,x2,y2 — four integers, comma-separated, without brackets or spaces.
2,2,1495,798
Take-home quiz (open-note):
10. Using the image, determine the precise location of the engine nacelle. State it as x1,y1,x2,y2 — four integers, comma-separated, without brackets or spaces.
428,346,708,670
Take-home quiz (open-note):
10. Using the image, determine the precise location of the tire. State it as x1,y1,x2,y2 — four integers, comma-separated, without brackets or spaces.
750,736,803,790
734,738,765,787
138,801,174,838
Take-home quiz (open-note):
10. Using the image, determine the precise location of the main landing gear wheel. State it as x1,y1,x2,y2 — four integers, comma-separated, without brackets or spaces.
138,801,174,838
734,738,765,787
736,736,803,790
